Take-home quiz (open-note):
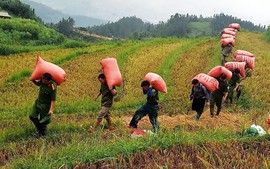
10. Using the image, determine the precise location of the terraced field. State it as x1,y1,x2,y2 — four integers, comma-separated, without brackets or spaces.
1,32,270,168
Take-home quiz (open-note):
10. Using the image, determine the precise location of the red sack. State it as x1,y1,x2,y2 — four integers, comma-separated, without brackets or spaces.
222,29,237,36
131,129,147,138
229,23,241,30
30,56,66,85
233,50,254,57
235,55,255,70
193,73,219,92
221,33,235,39
221,37,235,47
100,58,122,89
224,62,246,77
208,66,232,81
144,72,167,93
266,114,270,125
223,27,238,33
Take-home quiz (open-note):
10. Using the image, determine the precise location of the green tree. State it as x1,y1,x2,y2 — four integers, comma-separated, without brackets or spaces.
57,17,75,36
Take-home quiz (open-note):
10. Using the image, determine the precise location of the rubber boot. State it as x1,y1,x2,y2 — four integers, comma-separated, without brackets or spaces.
88,121,101,133
106,118,114,131
30,117,41,132
38,124,47,137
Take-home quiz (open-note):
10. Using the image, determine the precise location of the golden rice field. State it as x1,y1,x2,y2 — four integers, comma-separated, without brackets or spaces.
1,32,270,168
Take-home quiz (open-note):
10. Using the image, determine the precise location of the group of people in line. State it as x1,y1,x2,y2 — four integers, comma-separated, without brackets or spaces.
30,72,160,137
190,31,253,121
29,33,252,137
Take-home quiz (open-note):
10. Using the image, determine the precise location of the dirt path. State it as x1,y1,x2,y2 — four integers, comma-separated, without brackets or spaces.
121,109,246,132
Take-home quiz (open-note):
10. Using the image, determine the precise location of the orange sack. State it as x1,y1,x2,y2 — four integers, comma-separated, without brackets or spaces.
233,50,254,57
266,114,270,125
208,66,232,81
223,27,238,33
222,29,237,36
144,72,167,93
100,58,122,89
228,23,241,30
193,73,219,92
221,37,235,47
30,56,66,85
235,55,255,70
221,33,235,39
224,62,246,77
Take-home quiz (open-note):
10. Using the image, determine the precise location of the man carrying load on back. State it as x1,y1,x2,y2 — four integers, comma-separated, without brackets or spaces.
210,73,228,117
129,80,159,132
236,66,252,102
89,73,117,133
190,79,209,121
30,73,57,137
221,43,233,66
226,68,241,105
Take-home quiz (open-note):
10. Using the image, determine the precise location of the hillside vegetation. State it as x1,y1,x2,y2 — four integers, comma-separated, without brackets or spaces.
0,18,90,55
1,31,270,168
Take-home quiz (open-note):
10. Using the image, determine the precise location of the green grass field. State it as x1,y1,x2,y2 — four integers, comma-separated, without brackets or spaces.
1,32,270,168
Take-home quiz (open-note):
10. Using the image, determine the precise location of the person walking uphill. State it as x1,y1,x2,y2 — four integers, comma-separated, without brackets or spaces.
226,68,240,105
89,73,117,133
210,73,228,117
190,79,209,121
221,43,233,66
129,80,159,132
29,73,57,137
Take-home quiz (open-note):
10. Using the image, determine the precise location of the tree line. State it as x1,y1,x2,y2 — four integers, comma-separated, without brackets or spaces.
87,13,267,39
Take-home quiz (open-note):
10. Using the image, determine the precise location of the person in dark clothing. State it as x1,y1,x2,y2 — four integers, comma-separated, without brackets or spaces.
89,73,117,133
30,73,57,137
221,43,233,65
226,68,240,105
129,80,159,132
190,79,209,121
210,73,228,117
236,66,252,101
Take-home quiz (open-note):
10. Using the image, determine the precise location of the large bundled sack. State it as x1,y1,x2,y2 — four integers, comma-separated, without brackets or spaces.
192,73,219,92
221,33,235,39
144,72,167,93
30,56,66,85
222,29,237,36
235,55,255,70
221,37,235,47
224,62,246,77
100,58,122,89
233,50,254,57
208,66,232,80
229,23,241,30
223,27,238,33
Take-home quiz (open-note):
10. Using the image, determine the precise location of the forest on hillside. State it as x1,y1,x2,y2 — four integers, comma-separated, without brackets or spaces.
0,0,269,43
88,13,266,39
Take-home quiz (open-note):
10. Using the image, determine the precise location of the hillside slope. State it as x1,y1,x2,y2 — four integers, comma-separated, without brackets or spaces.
1,32,270,168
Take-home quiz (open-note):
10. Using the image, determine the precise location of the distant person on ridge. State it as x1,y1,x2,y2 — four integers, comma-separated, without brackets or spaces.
221,42,233,65
190,79,209,121
129,80,159,132
29,73,57,137
210,73,228,117
88,73,117,133
226,68,240,105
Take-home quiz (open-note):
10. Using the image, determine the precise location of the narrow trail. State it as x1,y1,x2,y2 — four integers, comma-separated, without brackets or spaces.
121,110,246,132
